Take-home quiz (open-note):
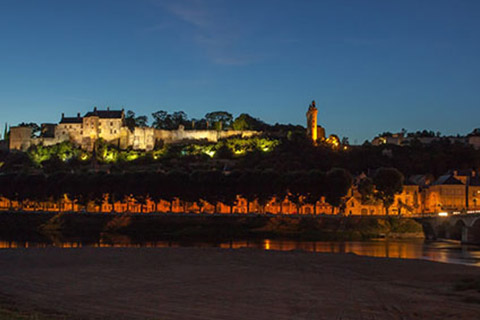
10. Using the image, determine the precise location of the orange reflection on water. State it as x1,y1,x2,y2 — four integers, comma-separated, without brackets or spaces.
257,240,425,259
219,241,251,249
0,239,478,266
264,239,271,250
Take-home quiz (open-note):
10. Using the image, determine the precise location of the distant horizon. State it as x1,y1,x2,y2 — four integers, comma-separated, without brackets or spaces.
1,0,479,144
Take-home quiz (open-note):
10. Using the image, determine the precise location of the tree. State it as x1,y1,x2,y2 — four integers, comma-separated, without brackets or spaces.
191,118,208,130
152,110,189,130
358,177,375,204
205,111,233,131
373,168,404,215
3,123,8,141
324,168,352,214
0,152,34,173
135,115,148,128
232,114,266,131
171,111,188,129
285,171,308,214
125,111,136,131
18,122,40,137
303,170,326,214
125,110,148,131
151,111,169,129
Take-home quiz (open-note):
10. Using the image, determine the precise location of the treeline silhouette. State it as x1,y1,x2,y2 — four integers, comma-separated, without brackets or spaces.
0,169,352,213
239,138,480,178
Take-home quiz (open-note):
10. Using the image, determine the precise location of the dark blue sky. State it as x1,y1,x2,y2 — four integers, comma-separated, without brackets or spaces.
1,0,479,143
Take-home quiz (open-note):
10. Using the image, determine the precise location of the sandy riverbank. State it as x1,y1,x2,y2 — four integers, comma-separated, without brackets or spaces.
0,248,479,319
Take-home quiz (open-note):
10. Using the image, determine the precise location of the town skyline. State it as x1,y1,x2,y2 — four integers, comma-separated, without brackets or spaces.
3,104,479,145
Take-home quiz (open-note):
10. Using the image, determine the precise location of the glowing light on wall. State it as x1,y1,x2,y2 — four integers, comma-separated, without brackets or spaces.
234,149,246,155
205,150,216,158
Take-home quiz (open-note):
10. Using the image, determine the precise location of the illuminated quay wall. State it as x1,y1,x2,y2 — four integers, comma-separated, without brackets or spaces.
1,184,478,215
0,195,340,215
1,174,478,215
0,192,422,215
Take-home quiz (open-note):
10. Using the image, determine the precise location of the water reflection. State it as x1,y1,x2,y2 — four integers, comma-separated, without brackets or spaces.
0,239,479,267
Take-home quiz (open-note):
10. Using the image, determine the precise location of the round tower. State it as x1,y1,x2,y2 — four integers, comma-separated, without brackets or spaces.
306,100,318,141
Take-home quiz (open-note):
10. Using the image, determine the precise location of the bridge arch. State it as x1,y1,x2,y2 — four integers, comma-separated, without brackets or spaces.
468,218,480,244
450,219,465,241
435,220,451,239
420,221,437,240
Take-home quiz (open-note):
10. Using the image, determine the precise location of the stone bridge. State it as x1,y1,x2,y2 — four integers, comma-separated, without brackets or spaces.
415,214,480,244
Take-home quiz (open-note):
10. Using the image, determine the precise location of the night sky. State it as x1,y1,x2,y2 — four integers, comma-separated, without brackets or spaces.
1,0,479,143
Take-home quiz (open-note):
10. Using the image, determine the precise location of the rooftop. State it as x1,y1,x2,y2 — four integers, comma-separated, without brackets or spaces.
84,108,123,119
59,117,83,124
433,175,464,186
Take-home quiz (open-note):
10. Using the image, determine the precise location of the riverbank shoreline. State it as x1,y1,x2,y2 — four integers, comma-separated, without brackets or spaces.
0,247,478,319
0,211,425,243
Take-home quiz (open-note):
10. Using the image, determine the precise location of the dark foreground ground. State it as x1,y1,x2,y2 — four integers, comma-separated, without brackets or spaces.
0,248,479,320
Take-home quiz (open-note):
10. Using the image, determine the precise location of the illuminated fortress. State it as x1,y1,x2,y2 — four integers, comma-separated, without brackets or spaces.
9,101,329,152
9,107,259,151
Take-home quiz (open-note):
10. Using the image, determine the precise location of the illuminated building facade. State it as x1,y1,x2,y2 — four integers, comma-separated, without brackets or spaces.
0,171,478,215
9,108,259,151
372,130,480,149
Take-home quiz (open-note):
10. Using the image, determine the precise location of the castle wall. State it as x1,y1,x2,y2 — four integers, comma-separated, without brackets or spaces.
10,108,261,152
132,127,155,151
31,136,67,147
468,136,480,150
57,123,83,145
173,128,218,142
219,130,259,139
96,118,123,142
153,128,259,145
9,126,33,151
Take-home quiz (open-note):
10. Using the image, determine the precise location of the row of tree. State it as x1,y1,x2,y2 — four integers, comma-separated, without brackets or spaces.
0,168,406,214
125,110,269,131
0,169,352,214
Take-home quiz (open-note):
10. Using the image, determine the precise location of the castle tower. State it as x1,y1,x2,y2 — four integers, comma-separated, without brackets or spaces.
306,100,318,141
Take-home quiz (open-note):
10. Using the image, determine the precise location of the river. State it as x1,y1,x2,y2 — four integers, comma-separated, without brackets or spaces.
1,238,479,267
